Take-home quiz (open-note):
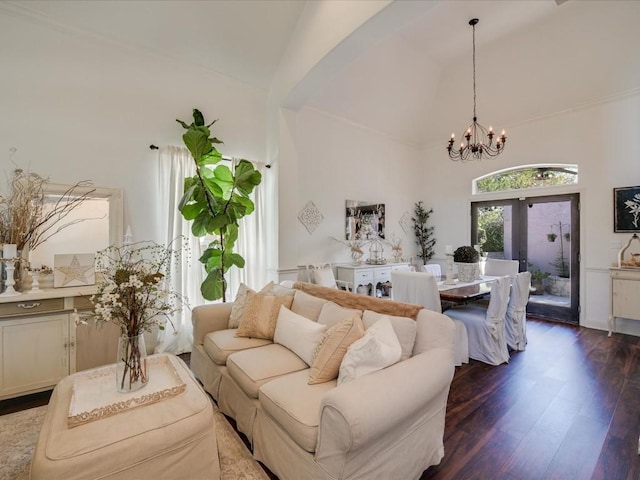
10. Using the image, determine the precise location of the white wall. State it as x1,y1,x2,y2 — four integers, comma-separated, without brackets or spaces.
421,93,640,335
277,106,423,276
0,10,267,244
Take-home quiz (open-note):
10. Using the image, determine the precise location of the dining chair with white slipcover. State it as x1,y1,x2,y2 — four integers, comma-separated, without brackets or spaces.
484,259,519,278
505,271,531,351
391,270,469,366
445,276,511,366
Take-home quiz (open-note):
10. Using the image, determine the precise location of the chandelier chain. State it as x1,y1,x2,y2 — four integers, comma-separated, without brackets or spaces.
472,20,476,120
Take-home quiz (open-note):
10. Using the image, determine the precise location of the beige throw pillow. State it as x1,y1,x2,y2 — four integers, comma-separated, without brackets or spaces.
235,291,294,340
308,314,365,385
229,281,293,328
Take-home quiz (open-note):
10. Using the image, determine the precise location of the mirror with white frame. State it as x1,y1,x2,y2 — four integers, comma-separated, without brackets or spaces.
28,183,123,271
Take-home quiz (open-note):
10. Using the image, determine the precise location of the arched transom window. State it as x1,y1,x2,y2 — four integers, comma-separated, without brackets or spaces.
473,165,578,194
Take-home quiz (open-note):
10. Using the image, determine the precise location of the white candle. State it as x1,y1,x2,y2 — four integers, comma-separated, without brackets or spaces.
3,244,17,259
445,245,453,255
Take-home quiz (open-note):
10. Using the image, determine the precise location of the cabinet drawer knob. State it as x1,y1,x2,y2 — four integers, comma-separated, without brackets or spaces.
17,302,41,309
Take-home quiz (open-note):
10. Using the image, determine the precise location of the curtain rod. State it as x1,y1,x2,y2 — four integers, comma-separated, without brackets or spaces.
149,144,270,168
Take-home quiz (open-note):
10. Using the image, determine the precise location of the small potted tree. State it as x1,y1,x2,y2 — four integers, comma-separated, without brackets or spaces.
453,246,480,282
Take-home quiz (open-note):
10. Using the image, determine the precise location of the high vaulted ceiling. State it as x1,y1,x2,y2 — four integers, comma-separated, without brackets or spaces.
6,0,640,149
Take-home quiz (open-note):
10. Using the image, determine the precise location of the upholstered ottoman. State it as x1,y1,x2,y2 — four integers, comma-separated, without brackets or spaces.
31,354,220,480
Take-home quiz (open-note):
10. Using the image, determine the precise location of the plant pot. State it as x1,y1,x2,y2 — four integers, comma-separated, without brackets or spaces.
116,334,148,393
455,262,479,283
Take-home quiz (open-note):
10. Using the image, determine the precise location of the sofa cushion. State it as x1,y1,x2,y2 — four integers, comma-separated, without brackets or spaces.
259,369,336,453
317,301,362,328
338,315,402,385
274,306,326,366
363,310,417,361
227,344,308,399
308,314,365,385
236,291,294,340
290,290,328,321
229,282,295,328
203,329,272,365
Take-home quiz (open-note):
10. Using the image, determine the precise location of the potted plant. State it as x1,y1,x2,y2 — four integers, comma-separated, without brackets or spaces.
547,233,557,242
453,245,480,282
529,268,549,295
412,202,436,263
176,109,262,301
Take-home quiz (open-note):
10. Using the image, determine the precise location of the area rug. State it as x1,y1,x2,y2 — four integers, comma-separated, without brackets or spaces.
0,403,270,480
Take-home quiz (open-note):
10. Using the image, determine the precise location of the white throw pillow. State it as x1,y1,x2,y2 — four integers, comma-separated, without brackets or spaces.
362,310,417,361
337,316,402,385
274,306,327,366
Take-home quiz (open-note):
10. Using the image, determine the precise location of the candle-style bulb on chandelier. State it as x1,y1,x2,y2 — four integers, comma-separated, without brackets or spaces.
447,18,506,162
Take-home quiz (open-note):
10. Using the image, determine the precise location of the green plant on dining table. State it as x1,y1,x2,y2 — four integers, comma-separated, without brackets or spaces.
176,109,262,301
453,245,479,263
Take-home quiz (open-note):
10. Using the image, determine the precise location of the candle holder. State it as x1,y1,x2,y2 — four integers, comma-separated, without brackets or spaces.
444,253,456,285
0,258,21,296
30,270,42,292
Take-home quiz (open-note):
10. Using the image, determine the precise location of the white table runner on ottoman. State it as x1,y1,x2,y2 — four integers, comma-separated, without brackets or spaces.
31,353,220,480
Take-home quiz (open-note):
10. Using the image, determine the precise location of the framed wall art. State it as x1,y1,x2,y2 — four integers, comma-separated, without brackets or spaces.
614,186,640,233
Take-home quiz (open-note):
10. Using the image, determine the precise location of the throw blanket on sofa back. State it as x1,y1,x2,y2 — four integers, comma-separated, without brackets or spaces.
292,281,423,320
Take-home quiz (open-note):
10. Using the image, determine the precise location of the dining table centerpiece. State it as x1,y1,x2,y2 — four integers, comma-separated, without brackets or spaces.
86,240,187,392
453,245,480,283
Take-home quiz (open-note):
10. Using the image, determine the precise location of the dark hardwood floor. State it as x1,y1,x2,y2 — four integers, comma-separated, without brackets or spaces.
422,318,640,480
2,320,639,480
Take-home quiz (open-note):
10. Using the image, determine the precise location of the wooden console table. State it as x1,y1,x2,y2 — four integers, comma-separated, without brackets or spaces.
0,286,119,399
609,267,640,337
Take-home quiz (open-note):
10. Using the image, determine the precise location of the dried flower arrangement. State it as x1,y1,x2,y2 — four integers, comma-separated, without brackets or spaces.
0,168,94,252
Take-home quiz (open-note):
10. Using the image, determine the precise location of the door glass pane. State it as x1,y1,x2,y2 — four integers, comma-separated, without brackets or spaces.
476,205,513,259
527,201,571,308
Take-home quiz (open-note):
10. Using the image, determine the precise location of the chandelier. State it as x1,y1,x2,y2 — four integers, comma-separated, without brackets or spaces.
447,18,506,162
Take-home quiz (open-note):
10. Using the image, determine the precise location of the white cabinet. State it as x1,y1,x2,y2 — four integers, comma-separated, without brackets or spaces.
609,268,640,336
0,312,72,399
0,286,119,400
337,263,408,297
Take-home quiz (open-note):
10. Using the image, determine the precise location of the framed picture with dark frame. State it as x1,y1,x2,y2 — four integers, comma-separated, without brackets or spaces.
614,186,640,232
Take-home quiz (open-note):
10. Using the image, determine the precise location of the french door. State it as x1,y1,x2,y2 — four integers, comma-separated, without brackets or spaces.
471,193,580,323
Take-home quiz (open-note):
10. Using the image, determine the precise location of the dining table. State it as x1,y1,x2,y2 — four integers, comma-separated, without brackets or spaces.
437,275,500,307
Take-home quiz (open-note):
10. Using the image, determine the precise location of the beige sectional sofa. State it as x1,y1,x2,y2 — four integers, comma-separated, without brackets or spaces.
191,281,456,480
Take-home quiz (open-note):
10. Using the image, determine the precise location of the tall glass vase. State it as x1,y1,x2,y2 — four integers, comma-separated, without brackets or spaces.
116,334,148,392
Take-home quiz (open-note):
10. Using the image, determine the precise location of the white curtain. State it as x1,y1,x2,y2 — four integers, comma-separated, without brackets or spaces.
156,148,268,353
225,157,268,298
156,146,202,354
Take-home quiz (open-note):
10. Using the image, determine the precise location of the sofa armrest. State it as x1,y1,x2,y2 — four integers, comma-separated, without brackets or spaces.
192,303,233,346
315,347,455,478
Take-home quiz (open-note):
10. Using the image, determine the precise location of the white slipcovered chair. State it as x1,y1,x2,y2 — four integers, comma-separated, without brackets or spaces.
505,271,531,351
391,270,469,366
446,276,511,366
297,264,353,291
423,263,442,278
484,258,519,278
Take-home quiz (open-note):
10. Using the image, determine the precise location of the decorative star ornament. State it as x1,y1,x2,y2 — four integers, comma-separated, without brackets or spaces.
55,255,94,286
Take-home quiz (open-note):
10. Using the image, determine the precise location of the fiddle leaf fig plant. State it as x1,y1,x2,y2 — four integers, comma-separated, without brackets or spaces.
176,109,262,301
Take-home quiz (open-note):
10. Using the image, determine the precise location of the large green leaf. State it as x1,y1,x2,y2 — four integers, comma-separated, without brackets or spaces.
234,160,262,195
201,269,225,301
198,149,222,167
183,129,212,162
